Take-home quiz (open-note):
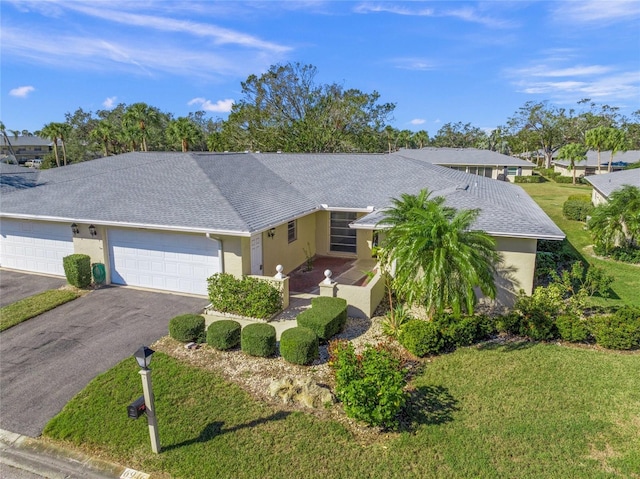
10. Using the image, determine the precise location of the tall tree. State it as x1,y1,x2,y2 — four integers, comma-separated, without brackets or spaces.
557,143,588,185
507,101,572,169
585,126,613,173
411,130,429,149
588,185,640,254
40,122,61,167
378,189,498,317
431,122,487,148
167,117,203,152
57,122,72,166
223,62,395,153
606,129,628,172
123,103,162,152
90,119,116,157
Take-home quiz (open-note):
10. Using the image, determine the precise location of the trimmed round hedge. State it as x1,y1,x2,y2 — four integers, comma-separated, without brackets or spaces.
169,314,205,342
399,319,444,357
241,323,277,357
207,320,242,350
280,327,318,365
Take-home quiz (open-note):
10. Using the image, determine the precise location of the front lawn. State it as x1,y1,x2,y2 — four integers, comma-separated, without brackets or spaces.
0,289,80,332
520,181,640,307
44,343,640,478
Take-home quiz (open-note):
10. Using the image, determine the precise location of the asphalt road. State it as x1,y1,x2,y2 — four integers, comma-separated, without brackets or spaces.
0,277,208,437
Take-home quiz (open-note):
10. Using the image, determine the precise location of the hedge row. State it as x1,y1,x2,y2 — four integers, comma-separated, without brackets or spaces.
563,194,593,221
514,175,544,183
296,297,347,341
169,315,320,364
207,273,282,319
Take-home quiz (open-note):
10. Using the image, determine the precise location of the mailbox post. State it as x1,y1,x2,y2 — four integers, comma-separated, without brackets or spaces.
134,346,160,454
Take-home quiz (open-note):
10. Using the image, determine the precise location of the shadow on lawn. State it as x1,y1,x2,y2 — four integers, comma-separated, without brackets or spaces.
164,411,291,451
399,385,459,432
476,340,537,352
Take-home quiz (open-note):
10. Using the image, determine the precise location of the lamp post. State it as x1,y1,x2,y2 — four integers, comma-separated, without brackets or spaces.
134,346,160,453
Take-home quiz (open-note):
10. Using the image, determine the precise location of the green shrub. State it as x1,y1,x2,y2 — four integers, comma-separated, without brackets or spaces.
241,323,276,357
514,288,562,340
280,327,318,365
329,340,407,429
562,198,593,221
590,307,640,350
62,254,92,288
296,297,347,341
382,304,412,339
207,273,282,319
495,312,522,334
206,320,241,350
556,314,590,342
169,314,206,343
435,314,476,349
554,175,578,184
595,246,640,264
537,168,556,178
399,319,444,357
514,175,544,183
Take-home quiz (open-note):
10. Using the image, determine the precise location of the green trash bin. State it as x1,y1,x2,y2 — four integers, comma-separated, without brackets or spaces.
92,263,106,285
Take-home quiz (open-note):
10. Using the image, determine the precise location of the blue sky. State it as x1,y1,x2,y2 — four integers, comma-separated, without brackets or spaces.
1,0,639,135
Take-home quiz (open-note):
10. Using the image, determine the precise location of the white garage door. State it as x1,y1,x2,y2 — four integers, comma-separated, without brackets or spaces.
108,229,221,296
0,219,74,276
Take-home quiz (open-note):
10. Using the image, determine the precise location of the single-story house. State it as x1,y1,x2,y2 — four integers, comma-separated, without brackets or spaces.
397,148,535,181
583,168,640,206
0,151,564,310
553,150,640,177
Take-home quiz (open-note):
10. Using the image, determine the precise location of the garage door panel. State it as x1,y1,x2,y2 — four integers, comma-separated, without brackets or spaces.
0,219,74,276
109,229,220,295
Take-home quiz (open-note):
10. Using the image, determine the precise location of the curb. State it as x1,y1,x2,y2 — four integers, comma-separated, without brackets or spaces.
0,429,148,479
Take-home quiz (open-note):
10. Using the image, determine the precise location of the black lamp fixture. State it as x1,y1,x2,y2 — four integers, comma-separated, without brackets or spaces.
134,346,155,370
267,228,276,238
71,223,79,235
88,224,97,236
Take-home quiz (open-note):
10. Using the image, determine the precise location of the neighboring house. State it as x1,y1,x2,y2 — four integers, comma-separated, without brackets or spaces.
583,168,640,206
0,151,564,311
397,148,535,181
0,136,53,165
553,150,640,177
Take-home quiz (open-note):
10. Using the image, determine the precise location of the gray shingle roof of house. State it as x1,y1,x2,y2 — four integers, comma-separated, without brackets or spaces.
584,169,640,199
553,150,640,168
397,148,535,167
0,136,52,147
0,151,564,240
0,163,40,192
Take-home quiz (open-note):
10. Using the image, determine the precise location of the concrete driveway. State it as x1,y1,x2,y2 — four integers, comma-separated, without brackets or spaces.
0,270,67,308
0,278,208,437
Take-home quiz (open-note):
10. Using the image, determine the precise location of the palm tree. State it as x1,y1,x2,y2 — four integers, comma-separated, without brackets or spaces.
411,130,429,149
606,129,628,173
123,102,160,152
585,126,611,173
40,122,61,167
90,119,115,157
378,188,499,317
588,185,640,254
167,117,203,152
57,123,71,166
557,143,588,185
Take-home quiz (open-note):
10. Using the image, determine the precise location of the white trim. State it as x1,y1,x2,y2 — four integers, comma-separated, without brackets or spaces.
320,205,375,212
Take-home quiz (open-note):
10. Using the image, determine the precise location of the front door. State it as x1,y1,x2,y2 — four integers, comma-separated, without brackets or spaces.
250,234,263,275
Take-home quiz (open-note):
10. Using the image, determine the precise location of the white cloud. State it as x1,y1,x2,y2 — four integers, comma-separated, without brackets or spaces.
511,64,613,78
552,0,640,24
9,85,35,97
188,97,234,113
392,57,436,71
103,96,117,108
410,118,426,125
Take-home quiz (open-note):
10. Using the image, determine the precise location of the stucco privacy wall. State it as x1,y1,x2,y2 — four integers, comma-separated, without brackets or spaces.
72,224,110,283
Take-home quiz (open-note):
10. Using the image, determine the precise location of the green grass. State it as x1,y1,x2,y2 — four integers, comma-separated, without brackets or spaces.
0,289,80,332
520,181,640,307
44,345,640,478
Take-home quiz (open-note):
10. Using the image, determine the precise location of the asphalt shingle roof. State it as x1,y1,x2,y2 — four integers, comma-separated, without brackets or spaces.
584,169,640,199
0,151,564,239
553,150,640,168
396,148,535,167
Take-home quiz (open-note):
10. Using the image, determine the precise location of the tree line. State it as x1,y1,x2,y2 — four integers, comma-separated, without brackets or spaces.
2,62,639,168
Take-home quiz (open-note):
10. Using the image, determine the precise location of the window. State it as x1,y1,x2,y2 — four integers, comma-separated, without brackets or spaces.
507,167,518,176
330,212,357,254
287,220,296,243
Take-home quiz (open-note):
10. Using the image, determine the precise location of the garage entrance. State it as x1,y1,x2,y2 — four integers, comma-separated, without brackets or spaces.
108,228,221,296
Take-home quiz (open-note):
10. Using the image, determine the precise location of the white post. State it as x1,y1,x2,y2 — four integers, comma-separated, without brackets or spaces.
139,369,161,453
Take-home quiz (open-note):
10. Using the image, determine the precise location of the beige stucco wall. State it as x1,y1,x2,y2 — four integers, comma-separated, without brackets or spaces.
491,236,538,306
319,269,385,318
71,224,111,283
221,235,250,278
262,213,317,276
591,189,608,206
